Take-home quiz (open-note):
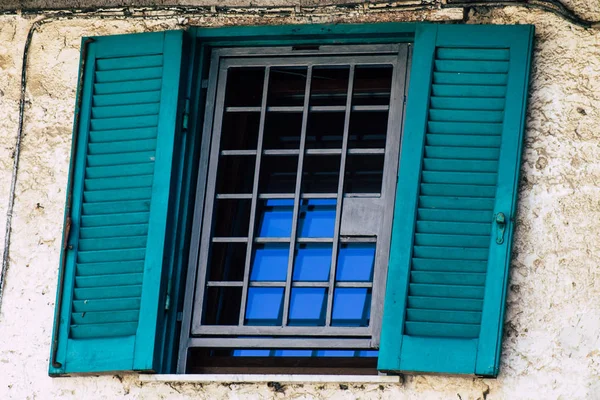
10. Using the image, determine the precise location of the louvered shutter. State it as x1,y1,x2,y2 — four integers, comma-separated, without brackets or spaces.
378,24,534,376
50,31,187,375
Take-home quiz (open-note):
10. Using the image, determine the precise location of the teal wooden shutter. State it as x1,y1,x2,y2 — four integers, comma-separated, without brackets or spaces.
49,31,186,375
378,24,534,377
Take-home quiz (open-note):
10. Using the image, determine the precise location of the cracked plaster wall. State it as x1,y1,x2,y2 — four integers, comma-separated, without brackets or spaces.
0,3,599,400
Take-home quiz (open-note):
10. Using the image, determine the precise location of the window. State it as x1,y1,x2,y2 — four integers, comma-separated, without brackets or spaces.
49,24,534,378
177,46,409,373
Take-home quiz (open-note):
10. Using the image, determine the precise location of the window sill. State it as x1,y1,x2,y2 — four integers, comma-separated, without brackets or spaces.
139,374,401,384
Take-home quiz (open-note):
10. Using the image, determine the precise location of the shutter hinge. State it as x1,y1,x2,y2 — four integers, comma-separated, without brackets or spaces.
182,98,191,131
165,278,172,311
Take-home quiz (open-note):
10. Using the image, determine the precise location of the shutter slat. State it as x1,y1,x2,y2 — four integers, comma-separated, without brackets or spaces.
92,103,160,119
410,271,487,286
83,200,151,215
93,91,161,107
90,127,157,143
416,221,492,236
75,272,144,288
94,79,162,95
95,67,163,83
85,175,153,191
79,224,149,239
90,116,159,131
404,322,480,338
70,322,138,339
425,146,499,160
411,259,487,273
413,246,489,260
83,188,153,203
419,196,495,211
88,139,157,155
430,97,505,111
77,249,146,263
96,54,163,71
434,60,509,73
421,171,497,186
436,48,509,61
81,213,150,227
71,310,140,325
407,296,483,311
406,309,482,325
426,134,501,149
432,84,506,98
73,285,143,300
420,183,496,198
417,208,493,223
76,261,145,276
87,151,155,167
414,233,490,248
433,72,507,86
428,121,502,135
85,163,154,179
423,159,499,173
429,110,504,123
79,236,148,251
409,283,485,299
72,298,141,313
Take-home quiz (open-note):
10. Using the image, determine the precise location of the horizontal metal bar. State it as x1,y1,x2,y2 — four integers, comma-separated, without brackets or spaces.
352,105,390,112
310,105,346,112
296,238,334,243
255,237,290,243
188,337,373,348
305,149,342,155
213,44,401,58
263,149,300,156
267,106,303,113
212,237,249,243
225,106,261,113
249,281,286,287
192,326,372,338
302,193,338,199
220,54,398,69
335,282,373,288
347,148,386,155
344,193,381,198
258,193,295,199
220,150,257,156
206,281,244,287
340,236,377,243
293,281,329,288
216,193,253,199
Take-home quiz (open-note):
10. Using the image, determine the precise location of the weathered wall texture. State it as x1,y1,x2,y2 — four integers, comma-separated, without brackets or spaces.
0,2,599,399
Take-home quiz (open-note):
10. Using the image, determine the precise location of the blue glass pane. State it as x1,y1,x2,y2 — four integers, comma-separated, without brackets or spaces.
331,288,371,327
298,199,336,238
336,243,376,282
245,288,283,326
288,288,327,326
359,350,379,357
258,199,294,237
274,350,313,357
293,244,332,281
233,349,271,357
316,350,357,357
250,244,288,282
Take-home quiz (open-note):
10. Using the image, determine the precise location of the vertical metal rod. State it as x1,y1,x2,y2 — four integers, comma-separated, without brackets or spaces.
238,67,271,325
325,65,355,326
281,66,313,326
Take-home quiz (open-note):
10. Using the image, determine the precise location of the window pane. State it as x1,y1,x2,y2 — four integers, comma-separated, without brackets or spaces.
336,243,376,282
268,67,307,107
302,155,340,193
310,66,350,106
250,244,288,282
203,287,242,325
221,112,260,150
225,67,265,107
259,155,298,194
264,112,302,150
352,65,393,106
348,110,389,149
293,244,332,282
288,288,327,326
208,242,246,281
332,288,371,327
215,155,255,194
298,199,336,238
306,111,345,149
245,288,284,326
257,199,294,238
344,154,384,195
213,199,251,237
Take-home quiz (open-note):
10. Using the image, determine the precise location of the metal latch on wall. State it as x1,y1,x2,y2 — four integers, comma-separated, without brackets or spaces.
495,212,506,244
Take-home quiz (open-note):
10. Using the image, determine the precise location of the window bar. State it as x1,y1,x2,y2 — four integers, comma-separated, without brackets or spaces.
325,64,356,327
281,66,313,327
237,67,271,326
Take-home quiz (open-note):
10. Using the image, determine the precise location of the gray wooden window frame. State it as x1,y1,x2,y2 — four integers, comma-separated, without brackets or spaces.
178,44,411,372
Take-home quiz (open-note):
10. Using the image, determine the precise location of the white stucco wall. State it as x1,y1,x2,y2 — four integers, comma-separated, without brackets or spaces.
1,3,600,399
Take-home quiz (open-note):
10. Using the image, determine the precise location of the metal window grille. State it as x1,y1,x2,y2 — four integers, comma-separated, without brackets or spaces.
178,44,410,371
